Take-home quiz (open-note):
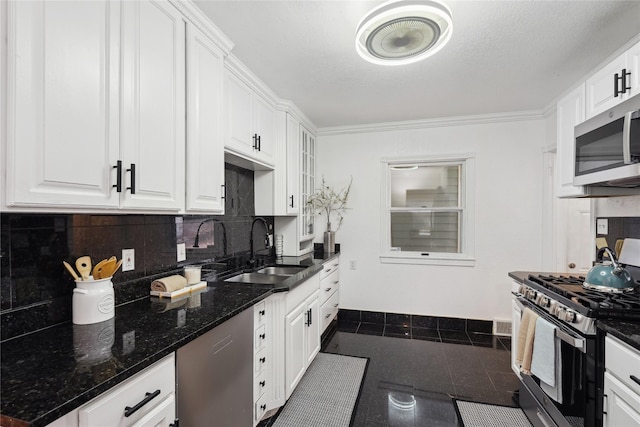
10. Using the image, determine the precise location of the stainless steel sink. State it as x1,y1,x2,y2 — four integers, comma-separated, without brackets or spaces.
224,273,290,285
255,266,305,276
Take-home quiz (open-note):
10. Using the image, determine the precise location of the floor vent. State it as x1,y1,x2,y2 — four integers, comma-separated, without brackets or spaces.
492,319,512,337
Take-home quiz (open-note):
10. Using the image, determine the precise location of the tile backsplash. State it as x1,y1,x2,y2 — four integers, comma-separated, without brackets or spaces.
595,216,640,253
1,163,273,340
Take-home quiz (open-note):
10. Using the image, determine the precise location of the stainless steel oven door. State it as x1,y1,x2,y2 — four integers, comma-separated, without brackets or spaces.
513,296,591,427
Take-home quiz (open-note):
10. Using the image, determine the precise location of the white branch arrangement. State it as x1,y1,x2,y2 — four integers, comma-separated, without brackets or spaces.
307,176,353,232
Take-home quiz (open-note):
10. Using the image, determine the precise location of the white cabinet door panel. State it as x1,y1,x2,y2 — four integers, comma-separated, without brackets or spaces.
7,0,120,208
225,72,254,154
604,373,640,427
120,0,185,210
305,292,320,366
185,24,225,213
285,303,307,399
555,83,587,198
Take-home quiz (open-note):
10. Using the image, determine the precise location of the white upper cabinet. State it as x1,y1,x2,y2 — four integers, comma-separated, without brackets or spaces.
5,0,230,213
120,0,186,211
185,23,225,213
586,40,640,119
224,70,276,167
6,0,120,209
286,114,301,215
556,84,588,198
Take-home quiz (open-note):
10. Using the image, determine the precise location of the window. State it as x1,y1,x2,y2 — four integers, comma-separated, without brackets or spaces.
380,154,475,266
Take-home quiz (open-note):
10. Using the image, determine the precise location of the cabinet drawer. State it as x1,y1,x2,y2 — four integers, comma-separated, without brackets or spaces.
321,290,339,332
254,393,268,423
79,354,175,427
319,270,339,306
130,394,175,427
254,370,267,401
254,300,267,328
320,258,339,280
254,324,267,352
606,336,640,395
255,347,267,374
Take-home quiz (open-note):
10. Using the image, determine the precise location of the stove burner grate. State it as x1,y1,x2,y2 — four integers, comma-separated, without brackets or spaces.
527,274,640,319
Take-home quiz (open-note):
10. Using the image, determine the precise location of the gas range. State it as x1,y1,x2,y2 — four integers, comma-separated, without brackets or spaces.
515,274,640,335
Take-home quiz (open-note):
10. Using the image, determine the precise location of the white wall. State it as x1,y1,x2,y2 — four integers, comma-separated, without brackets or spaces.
316,118,547,322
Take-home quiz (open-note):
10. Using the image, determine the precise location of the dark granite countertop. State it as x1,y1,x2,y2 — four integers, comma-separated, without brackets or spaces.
598,319,640,351
0,252,338,426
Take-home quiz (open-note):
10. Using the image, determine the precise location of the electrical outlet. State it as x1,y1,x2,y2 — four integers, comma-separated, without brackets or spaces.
122,331,135,355
122,249,135,271
177,243,186,262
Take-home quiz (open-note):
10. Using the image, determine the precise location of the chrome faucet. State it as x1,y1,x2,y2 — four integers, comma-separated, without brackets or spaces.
250,217,271,264
193,218,227,255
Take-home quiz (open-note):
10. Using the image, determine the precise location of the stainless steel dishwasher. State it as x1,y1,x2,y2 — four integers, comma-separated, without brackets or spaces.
177,307,253,426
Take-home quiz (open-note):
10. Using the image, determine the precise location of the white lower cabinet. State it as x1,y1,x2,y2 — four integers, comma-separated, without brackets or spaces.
284,274,321,400
603,335,640,427
319,257,340,333
61,354,177,427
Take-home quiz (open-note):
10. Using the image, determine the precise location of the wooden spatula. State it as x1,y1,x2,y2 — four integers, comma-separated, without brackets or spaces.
92,259,109,279
75,256,92,281
63,261,80,280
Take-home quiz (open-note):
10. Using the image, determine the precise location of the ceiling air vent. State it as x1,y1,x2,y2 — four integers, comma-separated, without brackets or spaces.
356,0,452,66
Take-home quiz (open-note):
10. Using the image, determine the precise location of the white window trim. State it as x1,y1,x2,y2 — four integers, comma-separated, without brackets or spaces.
379,153,476,267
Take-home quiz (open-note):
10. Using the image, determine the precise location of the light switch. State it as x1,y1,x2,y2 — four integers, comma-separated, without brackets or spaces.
596,218,608,235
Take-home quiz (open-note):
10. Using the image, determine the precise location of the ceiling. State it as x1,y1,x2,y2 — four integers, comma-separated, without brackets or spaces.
194,0,640,129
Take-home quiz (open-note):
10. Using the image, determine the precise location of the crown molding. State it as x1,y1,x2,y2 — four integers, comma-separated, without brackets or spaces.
169,0,233,55
317,110,546,136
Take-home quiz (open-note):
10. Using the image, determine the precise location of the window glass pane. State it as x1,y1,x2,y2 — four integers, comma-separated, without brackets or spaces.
390,211,460,253
390,165,459,208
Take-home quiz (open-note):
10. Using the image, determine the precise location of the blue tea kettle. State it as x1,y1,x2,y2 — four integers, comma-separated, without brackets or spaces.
584,247,635,293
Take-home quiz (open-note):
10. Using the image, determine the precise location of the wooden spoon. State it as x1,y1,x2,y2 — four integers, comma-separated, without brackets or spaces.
75,256,92,281
63,261,80,280
98,258,117,278
92,259,109,280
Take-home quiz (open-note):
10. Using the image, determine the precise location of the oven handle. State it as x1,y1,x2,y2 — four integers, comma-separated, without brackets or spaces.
512,294,586,353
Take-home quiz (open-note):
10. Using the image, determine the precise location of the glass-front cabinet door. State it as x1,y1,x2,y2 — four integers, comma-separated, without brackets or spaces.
300,126,315,242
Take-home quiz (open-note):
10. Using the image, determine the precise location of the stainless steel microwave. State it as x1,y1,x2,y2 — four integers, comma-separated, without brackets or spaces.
574,93,640,187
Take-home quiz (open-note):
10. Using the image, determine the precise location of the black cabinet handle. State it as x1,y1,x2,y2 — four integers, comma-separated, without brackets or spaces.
305,309,310,326
325,313,331,319
260,310,265,316
256,135,261,151
614,68,632,97
124,389,160,417
290,195,294,208
221,184,226,200
260,333,266,339
260,404,267,411
253,134,258,150
126,163,136,194
325,287,332,292
260,357,266,363
112,160,122,193
334,303,339,308
309,308,312,325
631,375,640,386
260,380,266,387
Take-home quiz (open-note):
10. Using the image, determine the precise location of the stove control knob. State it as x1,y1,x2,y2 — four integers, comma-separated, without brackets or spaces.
540,297,550,308
527,290,537,300
555,307,565,319
564,311,576,323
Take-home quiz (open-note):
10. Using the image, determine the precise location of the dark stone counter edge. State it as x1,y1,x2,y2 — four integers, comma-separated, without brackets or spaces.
509,271,640,352
5,254,337,426
598,320,640,351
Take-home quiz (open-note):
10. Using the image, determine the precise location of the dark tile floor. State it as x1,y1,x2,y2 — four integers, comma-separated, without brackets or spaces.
262,321,520,426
